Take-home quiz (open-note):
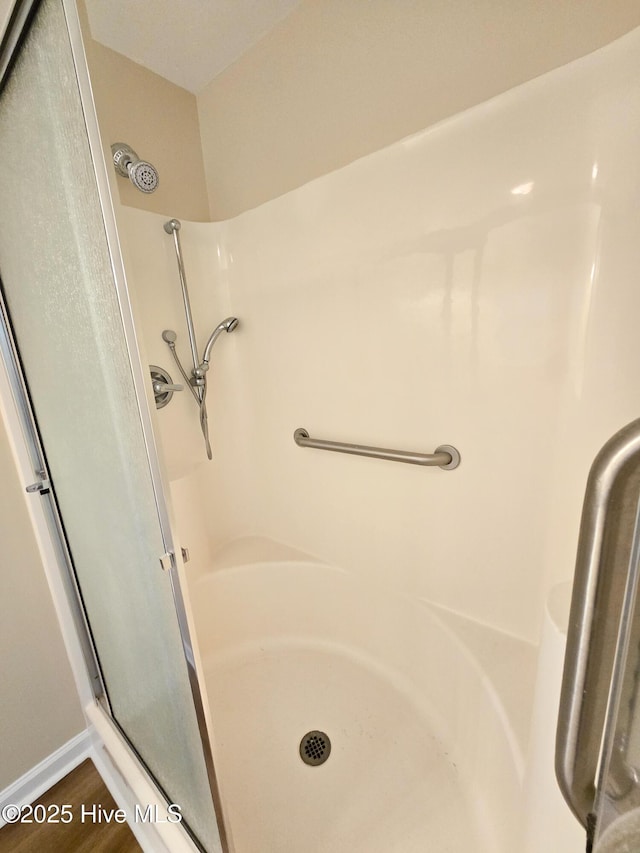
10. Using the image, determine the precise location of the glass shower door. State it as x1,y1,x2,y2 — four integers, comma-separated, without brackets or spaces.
0,1,221,850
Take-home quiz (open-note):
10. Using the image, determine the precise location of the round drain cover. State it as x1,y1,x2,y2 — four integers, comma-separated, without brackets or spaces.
299,730,331,766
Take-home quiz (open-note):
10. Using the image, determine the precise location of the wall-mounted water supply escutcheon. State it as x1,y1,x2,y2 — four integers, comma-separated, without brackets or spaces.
150,365,183,409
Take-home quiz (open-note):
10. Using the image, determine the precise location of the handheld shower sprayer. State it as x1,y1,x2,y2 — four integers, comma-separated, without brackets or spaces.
111,143,159,194
161,216,239,460
199,317,240,372
161,319,238,461
163,318,239,383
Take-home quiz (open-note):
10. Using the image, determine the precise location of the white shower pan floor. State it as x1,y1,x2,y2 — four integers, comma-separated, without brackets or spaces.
205,644,487,853
193,537,523,852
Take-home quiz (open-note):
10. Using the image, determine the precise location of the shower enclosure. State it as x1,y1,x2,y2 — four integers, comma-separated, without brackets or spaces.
4,0,640,851
109,14,640,850
0,1,224,850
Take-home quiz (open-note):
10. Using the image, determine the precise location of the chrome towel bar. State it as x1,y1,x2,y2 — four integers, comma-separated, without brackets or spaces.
293,428,460,470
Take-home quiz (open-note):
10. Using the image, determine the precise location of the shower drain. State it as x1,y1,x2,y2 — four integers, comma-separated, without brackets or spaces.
299,730,331,766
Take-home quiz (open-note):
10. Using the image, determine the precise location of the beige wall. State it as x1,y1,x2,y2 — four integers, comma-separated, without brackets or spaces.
78,3,210,222
0,415,85,790
197,0,640,219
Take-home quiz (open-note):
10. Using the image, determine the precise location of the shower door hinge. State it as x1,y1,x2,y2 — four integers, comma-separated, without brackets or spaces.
25,470,50,495
159,551,175,572
159,549,190,571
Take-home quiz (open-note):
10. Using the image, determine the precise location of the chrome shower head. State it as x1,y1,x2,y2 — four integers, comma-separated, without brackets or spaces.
111,143,159,194
128,160,159,193
162,329,177,345
201,317,239,366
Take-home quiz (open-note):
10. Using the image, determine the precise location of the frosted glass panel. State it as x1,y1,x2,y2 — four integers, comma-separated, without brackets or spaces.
0,1,218,849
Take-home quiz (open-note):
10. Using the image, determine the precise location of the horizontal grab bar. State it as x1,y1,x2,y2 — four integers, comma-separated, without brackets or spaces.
293,428,460,470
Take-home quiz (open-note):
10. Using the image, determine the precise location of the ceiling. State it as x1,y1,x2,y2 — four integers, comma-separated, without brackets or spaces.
84,0,303,93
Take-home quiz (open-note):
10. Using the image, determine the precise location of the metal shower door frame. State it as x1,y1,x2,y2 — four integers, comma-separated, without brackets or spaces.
0,288,110,709
0,1,227,849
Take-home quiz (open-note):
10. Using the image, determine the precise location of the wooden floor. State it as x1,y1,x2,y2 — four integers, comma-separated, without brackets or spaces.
0,758,141,852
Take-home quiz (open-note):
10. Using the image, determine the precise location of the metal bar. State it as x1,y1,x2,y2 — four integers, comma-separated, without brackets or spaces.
162,220,212,459
293,427,460,470
592,489,640,827
164,218,201,382
556,417,640,827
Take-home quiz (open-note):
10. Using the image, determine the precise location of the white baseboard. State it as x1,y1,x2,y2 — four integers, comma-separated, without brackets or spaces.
0,712,223,852
86,702,210,853
0,729,91,829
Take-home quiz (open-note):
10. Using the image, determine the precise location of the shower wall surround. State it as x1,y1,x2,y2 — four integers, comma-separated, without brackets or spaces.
120,25,640,645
